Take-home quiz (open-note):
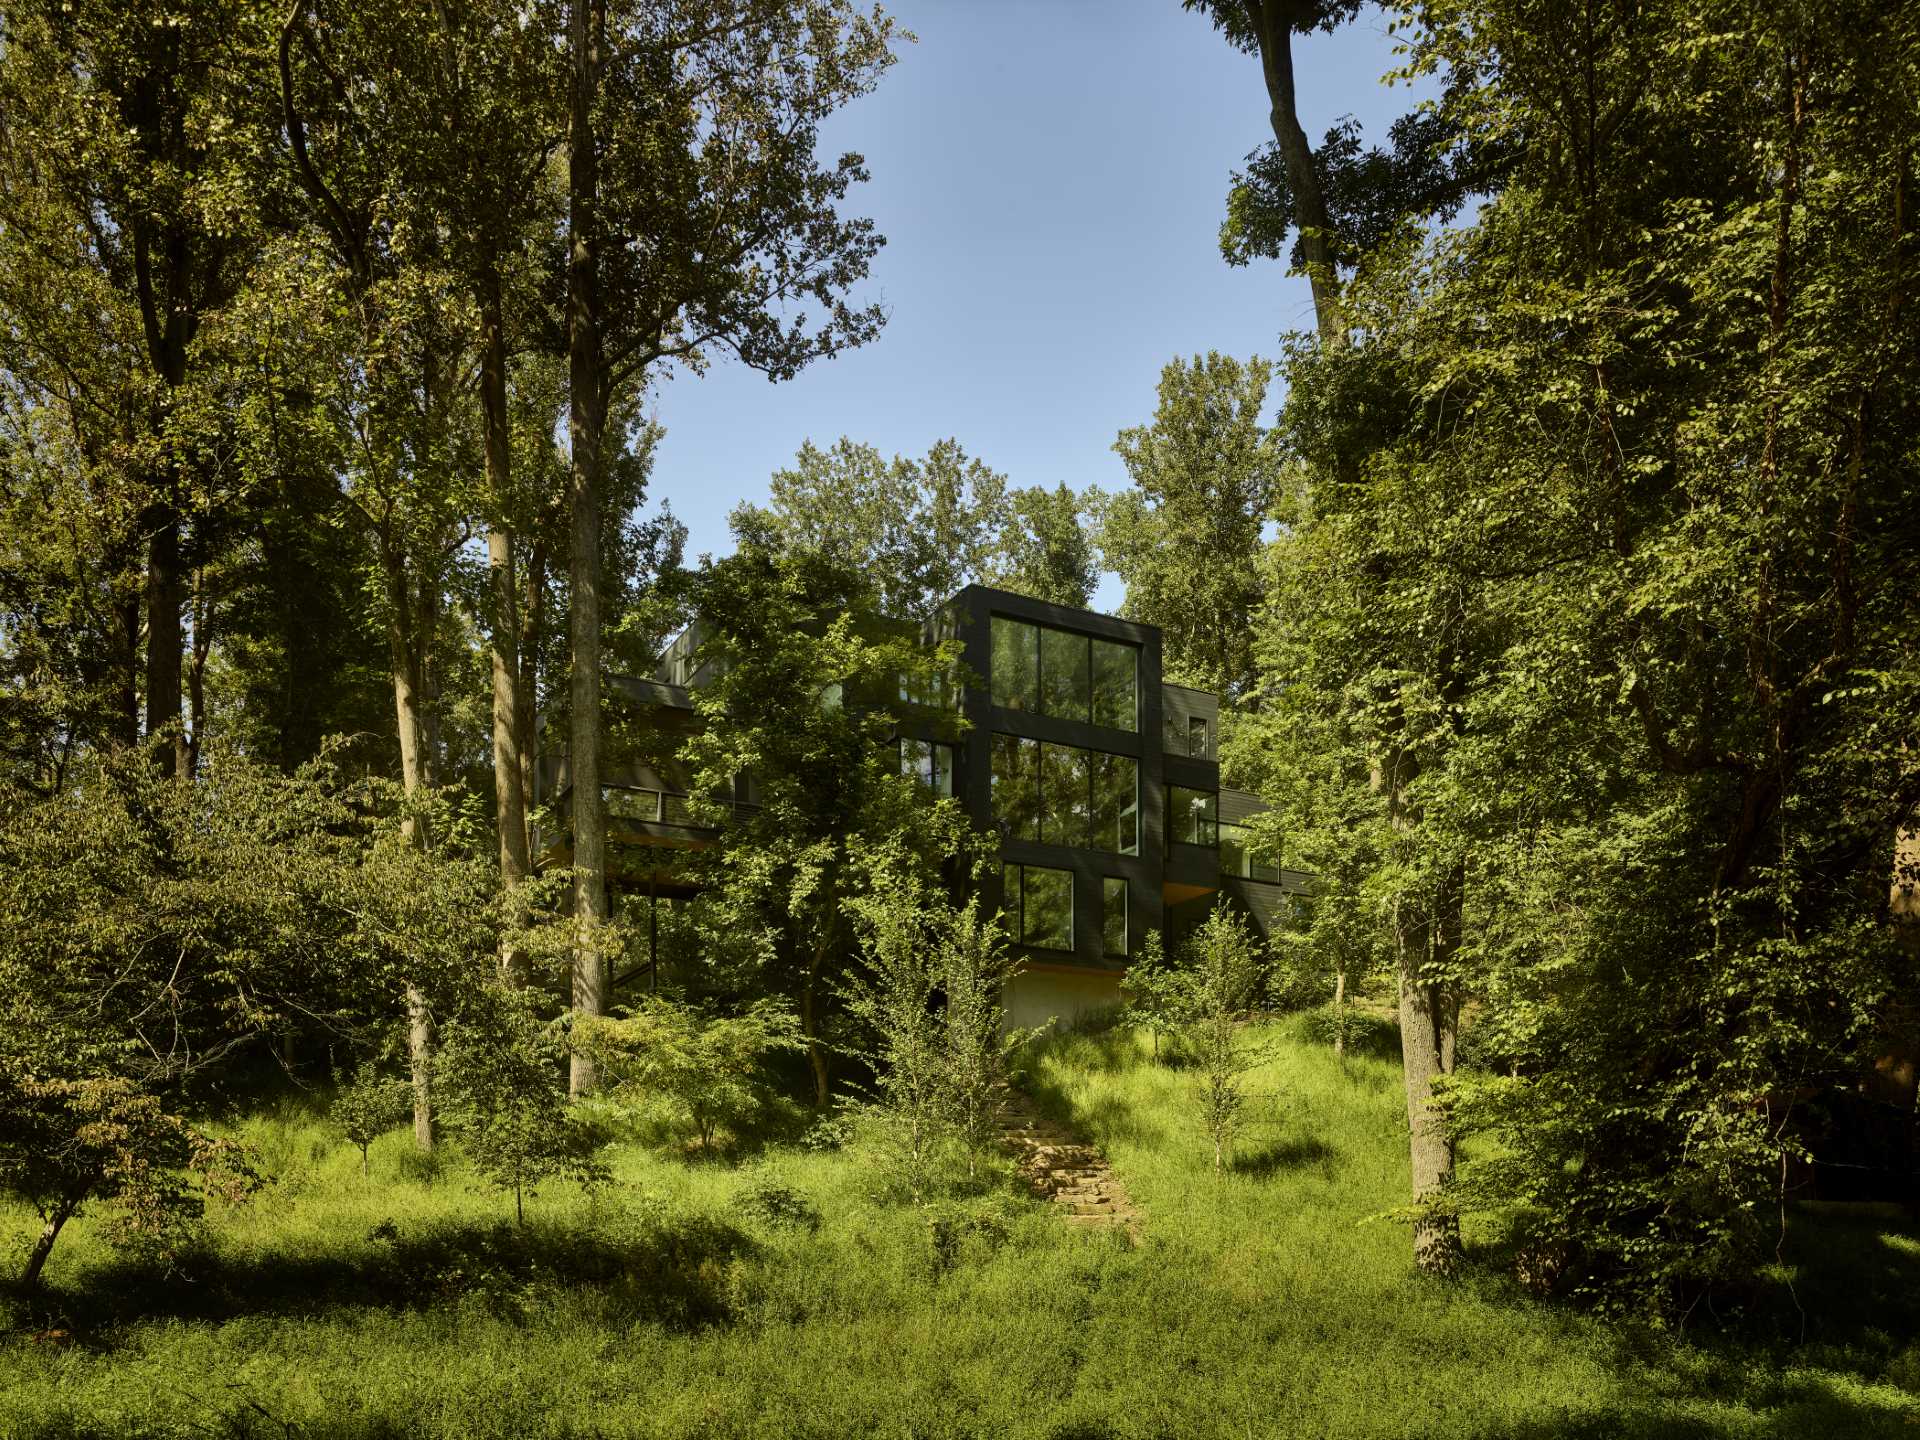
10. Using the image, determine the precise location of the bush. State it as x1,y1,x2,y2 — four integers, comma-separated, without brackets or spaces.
573,998,804,1152
732,1174,822,1233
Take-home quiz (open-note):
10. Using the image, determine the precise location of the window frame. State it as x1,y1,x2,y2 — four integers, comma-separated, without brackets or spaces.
1004,863,1075,953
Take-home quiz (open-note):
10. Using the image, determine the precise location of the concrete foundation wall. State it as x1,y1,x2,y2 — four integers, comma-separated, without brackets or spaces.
1005,968,1126,1033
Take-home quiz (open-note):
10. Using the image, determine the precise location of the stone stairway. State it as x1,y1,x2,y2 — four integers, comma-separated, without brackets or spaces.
999,1094,1141,1239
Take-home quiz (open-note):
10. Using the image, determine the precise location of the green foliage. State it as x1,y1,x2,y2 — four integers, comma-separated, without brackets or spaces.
573,999,805,1152
1099,352,1282,700
329,1062,412,1178
935,902,1033,1176
436,995,608,1224
984,483,1100,609
1178,910,1272,1172
1242,0,1920,1310
1119,930,1190,1059
7,1028,1916,1436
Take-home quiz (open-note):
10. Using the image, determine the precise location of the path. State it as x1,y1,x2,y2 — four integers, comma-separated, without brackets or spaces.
999,1094,1142,1239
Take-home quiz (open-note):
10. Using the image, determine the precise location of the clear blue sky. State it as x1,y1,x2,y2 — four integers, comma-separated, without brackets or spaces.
646,1,1428,607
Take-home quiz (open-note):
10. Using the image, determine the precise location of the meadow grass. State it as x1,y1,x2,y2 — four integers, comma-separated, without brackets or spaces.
2,1017,1916,1439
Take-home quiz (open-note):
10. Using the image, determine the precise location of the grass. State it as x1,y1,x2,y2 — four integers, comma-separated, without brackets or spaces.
1,1016,1917,1438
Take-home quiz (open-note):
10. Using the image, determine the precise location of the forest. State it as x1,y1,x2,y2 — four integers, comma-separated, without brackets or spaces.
2,0,1918,1436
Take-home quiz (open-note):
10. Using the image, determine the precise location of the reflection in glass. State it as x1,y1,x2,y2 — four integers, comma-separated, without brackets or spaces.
1188,715,1210,758
662,792,695,825
1090,753,1139,855
991,733,1039,841
1170,786,1217,846
1039,626,1090,722
1218,821,1279,881
605,787,661,823
1041,742,1089,847
1022,865,1073,950
1103,877,1128,957
1091,639,1137,731
902,738,955,798
991,616,1037,711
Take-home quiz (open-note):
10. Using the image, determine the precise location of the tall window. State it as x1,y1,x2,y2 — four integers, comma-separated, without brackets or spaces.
1091,638,1137,730
1005,864,1073,951
901,738,955,798
1090,751,1139,855
991,616,1038,711
1170,786,1217,846
1040,626,1090,722
1188,715,1210,758
993,734,1136,855
992,616,1138,733
1041,743,1090,846
991,734,1040,840
1103,877,1128,957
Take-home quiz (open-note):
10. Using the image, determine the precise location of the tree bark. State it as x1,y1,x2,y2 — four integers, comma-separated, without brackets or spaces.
20,1185,87,1292
1248,0,1343,344
519,539,546,862
407,982,434,1151
802,928,833,1108
1332,965,1347,1059
483,278,532,987
1383,746,1461,1274
566,0,611,1096
145,512,186,778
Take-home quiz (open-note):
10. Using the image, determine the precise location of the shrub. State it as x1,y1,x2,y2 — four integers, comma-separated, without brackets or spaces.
573,997,804,1152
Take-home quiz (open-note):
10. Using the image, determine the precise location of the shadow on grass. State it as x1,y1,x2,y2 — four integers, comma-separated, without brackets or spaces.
1228,1136,1336,1178
12,1211,758,1345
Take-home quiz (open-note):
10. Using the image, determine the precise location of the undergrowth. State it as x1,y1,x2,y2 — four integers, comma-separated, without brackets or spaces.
1,1016,1915,1439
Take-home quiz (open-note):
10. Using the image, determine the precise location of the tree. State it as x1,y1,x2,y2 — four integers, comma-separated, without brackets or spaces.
1101,353,1283,701
559,0,899,1094
329,1061,412,1178
1259,0,1920,1305
1179,909,1269,1173
0,1070,258,1291
674,526,982,1106
438,995,607,1224
0,0,277,779
936,900,1030,1178
757,437,1011,622
984,484,1099,610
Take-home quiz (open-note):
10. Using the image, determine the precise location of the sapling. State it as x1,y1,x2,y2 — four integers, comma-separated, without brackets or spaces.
329,1060,411,1177
437,995,607,1224
1180,909,1270,1172
937,900,1031,1179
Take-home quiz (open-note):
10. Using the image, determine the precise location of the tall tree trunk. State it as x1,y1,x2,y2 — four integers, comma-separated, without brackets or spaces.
1249,1,1343,344
186,566,210,778
407,982,434,1151
483,276,533,988
566,0,611,1096
1383,746,1461,1274
519,539,546,862
381,532,437,1148
146,510,186,777
802,928,833,1108
114,583,142,750
1332,965,1347,1059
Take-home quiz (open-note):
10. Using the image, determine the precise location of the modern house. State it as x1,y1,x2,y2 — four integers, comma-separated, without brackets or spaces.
540,584,1309,1029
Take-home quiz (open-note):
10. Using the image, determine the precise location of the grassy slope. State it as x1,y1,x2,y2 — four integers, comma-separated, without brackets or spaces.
1,1018,1917,1440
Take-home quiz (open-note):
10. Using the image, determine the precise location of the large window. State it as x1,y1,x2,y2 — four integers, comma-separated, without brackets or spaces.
991,733,1137,855
901,738,955,798
1103,877,1129,957
1005,864,1073,951
1091,638,1136,730
992,616,1137,732
991,616,1038,712
1218,821,1280,882
1170,786,1217,846
1040,626,1090,721
991,733,1040,841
